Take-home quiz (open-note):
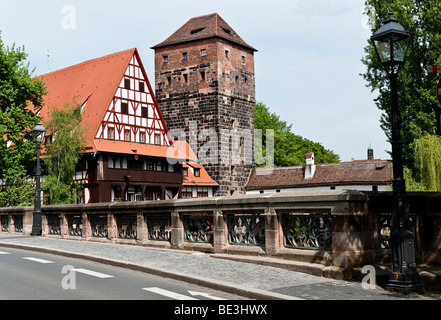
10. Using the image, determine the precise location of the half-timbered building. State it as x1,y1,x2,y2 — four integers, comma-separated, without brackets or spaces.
37,48,217,203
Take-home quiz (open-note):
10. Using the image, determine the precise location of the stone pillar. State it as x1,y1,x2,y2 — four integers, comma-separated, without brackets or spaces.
60,213,69,237
136,211,148,243
81,212,91,239
107,213,117,242
23,208,33,235
264,210,282,256
213,209,228,253
170,210,184,249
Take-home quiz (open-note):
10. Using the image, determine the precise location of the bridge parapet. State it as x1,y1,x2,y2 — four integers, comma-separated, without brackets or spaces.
1,190,440,272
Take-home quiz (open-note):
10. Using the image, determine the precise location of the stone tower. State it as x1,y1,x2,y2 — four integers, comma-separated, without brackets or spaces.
151,13,257,196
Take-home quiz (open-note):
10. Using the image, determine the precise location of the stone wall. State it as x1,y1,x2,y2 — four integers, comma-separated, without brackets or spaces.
2,190,440,275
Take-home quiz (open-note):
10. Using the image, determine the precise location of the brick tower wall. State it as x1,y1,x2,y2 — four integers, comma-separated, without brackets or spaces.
154,38,255,196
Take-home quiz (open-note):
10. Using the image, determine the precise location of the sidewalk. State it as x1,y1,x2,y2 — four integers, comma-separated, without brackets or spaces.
0,235,438,300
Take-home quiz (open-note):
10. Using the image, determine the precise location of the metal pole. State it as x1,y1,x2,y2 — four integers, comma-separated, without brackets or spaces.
386,70,424,294
31,141,42,236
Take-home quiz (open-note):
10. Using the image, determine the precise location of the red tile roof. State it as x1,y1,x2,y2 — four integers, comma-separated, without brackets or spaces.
183,161,218,187
246,160,393,190
37,49,137,148
151,13,257,52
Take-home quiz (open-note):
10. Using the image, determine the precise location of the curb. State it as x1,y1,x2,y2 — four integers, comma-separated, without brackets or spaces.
0,242,300,300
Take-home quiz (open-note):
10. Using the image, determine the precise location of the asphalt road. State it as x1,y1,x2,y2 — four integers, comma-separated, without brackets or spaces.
0,247,244,300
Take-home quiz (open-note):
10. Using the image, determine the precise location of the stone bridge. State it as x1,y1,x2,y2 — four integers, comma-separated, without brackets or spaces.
1,190,440,277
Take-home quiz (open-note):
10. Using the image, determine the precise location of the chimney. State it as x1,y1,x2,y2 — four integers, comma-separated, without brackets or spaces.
368,144,374,160
304,152,316,180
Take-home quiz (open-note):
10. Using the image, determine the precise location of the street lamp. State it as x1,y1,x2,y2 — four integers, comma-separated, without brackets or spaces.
371,11,424,294
30,121,46,236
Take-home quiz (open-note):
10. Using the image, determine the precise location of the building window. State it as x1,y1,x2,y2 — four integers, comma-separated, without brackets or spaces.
197,187,208,198
166,76,171,86
124,78,131,89
182,52,187,60
200,71,205,81
242,55,246,64
139,82,145,92
194,168,200,177
225,49,229,59
183,168,188,176
124,130,130,141
156,160,162,172
121,102,129,114
163,55,168,63
201,49,207,57
108,127,115,140
146,160,154,171
183,73,188,83
140,132,145,143
141,106,148,118
154,134,160,145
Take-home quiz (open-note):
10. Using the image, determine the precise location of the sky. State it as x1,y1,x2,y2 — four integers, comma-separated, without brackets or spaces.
0,0,389,162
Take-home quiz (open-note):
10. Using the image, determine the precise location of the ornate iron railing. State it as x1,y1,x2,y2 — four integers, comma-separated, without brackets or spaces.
68,215,82,236
90,216,108,238
117,216,137,239
283,214,332,251
147,216,171,241
1,216,8,232
228,214,265,246
184,214,213,243
377,213,416,250
14,216,23,233
48,215,61,235
378,213,392,249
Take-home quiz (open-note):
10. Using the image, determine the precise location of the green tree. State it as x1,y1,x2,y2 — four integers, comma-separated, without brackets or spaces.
254,102,340,167
405,134,441,191
42,102,87,204
0,32,46,206
361,1,441,177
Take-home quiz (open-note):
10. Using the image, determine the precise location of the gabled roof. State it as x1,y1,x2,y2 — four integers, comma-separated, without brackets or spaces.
183,161,219,187
37,48,135,148
246,160,393,190
151,13,257,52
35,48,192,160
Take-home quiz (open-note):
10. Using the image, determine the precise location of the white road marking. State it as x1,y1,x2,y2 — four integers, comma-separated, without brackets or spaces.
70,268,114,279
142,287,198,300
22,257,55,264
188,290,227,300
0,251,11,255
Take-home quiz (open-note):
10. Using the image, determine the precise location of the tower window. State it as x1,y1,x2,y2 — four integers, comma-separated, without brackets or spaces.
166,76,171,86
201,49,207,57
242,55,246,64
183,74,188,83
200,71,206,81
124,79,130,89
225,50,229,59
139,82,145,92
163,55,168,63
182,52,187,60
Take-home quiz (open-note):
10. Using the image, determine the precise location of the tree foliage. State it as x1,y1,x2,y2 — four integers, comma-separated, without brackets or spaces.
361,0,441,176
42,102,87,204
0,32,47,206
254,102,340,167
405,134,441,191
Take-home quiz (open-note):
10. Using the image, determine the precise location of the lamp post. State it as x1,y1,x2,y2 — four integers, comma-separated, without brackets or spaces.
370,11,424,294
30,121,46,236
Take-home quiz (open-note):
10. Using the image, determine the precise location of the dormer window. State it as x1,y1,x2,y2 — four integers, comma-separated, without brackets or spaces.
191,27,205,34
194,168,200,177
